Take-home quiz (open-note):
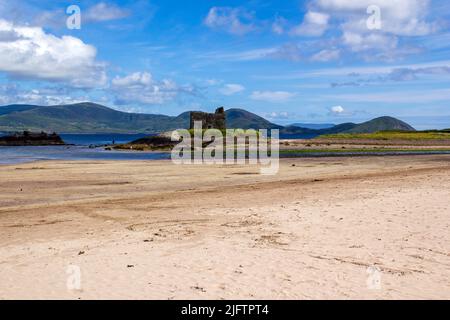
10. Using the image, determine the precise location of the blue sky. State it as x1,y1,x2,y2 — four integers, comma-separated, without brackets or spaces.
0,0,450,129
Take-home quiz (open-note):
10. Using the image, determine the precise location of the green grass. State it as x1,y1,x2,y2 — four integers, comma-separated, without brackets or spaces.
280,148,450,154
319,131,450,141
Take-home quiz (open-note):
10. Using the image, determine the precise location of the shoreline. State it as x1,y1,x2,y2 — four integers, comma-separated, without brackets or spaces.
3,147,450,166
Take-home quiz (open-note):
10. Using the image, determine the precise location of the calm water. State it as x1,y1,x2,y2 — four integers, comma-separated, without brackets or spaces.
0,146,171,165
60,133,149,146
3,132,448,165
0,132,321,165
0,133,169,164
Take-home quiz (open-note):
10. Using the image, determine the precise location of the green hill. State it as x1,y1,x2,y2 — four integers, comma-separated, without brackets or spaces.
0,102,416,134
225,109,283,129
0,104,284,133
0,104,41,116
346,116,415,133
0,103,187,133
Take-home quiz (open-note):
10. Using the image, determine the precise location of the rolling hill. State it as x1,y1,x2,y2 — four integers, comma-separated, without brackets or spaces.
0,102,416,134
226,109,283,130
346,116,415,133
0,103,188,133
0,104,41,116
0,104,285,133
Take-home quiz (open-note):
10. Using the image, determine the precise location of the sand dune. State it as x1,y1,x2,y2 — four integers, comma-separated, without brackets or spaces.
0,156,449,299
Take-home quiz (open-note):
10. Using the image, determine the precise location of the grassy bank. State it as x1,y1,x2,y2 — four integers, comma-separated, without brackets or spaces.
319,130,450,141
280,148,450,155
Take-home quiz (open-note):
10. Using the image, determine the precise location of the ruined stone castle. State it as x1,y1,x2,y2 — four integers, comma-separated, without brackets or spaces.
190,107,226,130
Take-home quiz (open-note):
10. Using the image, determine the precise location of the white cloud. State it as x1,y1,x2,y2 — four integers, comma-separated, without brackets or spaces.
331,65,450,87
311,49,340,62
205,79,222,86
259,60,450,81
250,91,296,103
316,0,435,36
203,44,303,63
342,31,398,52
84,2,130,22
293,0,438,61
291,11,329,37
219,84,245,95
200,47,278,62
111,72,194,105
325,89,450,104
0,19,106,88
330,105,345,114
204,7,255,35
266,111,290,119
268,43,302,62
1,2,131,31
112,72,154,87
0,84,88,106
272,16,287,35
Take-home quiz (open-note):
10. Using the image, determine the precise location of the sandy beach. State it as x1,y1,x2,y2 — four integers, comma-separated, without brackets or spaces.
0,155,449,300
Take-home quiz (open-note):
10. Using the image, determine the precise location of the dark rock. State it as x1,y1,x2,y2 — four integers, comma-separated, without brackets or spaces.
0,131,65,146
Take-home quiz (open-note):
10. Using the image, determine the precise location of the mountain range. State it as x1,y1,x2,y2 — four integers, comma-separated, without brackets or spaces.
0,102,415,134
291,123,335,130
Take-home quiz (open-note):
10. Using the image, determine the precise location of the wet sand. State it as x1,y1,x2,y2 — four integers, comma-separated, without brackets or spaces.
0,155,449,299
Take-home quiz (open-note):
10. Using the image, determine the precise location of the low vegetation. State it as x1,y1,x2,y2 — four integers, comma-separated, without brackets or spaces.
280,148,450,155
319,130,450,141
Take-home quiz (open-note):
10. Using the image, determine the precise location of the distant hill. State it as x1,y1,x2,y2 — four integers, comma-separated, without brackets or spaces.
290,123,335,130
226,109,283,130
0,102,416,134
0,103,284,133
0,103,188,133
346,116,415,133
0,104,41,116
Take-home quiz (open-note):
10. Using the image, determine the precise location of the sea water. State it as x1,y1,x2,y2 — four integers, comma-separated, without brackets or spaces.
0,133,170,164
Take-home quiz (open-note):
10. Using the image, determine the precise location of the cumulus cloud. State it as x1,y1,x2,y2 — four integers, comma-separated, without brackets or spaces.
111,72,195,105
204,7,255,35
0,19,107,88
204,0,438,62
291,11,330,37
84,2,131,22
291,0,438,61
250,91,296,103
219,84,245,95
330,105,345,114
